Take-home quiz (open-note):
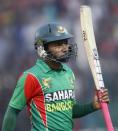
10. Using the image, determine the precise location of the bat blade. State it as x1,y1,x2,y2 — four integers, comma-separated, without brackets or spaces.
80,5,104,90
80,5,114,131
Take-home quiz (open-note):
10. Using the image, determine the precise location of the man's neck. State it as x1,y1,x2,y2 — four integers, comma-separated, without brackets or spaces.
45,60,62,71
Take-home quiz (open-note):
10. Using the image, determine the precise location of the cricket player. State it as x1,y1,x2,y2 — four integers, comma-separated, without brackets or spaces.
2,23,109,131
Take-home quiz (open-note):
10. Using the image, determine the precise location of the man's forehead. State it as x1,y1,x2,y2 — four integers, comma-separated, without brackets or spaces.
47,39,68,45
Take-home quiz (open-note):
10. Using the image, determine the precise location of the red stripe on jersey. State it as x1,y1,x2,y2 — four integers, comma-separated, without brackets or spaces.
24,73,47,127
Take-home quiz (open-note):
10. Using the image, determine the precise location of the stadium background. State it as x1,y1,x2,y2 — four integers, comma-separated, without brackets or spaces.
0,0,118,130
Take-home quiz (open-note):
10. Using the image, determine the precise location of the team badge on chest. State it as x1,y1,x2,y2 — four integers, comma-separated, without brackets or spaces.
42,77,52,88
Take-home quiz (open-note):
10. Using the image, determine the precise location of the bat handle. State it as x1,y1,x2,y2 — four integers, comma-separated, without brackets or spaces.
97,89,114,131
100,103,114,131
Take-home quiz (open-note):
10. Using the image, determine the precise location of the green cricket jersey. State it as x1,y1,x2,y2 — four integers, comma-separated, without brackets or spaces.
9,59,76,131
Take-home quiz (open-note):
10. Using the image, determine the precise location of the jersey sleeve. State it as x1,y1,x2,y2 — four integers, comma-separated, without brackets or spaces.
9,73,34,110
72,102,98,118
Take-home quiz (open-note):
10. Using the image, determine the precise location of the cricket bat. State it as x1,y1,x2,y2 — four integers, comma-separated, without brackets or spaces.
80,5,114,131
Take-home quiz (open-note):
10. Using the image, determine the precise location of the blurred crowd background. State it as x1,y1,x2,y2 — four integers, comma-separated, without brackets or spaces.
0,0,118,130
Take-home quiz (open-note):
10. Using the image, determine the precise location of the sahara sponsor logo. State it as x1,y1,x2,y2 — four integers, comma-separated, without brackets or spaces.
45,89,74,112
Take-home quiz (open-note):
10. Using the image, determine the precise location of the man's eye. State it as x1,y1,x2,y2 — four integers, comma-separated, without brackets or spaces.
55,43,62,46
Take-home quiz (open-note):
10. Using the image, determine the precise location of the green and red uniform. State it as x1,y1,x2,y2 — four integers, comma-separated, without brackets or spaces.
8,59,97,131
9,59,76,131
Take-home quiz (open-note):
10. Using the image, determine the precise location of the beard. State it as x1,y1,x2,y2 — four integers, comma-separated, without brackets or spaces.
45,50,70,63
55,53,70,62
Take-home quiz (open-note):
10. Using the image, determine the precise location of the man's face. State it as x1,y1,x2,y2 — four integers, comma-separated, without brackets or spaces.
47,40,70,60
